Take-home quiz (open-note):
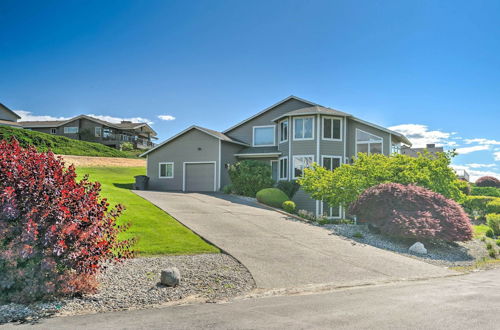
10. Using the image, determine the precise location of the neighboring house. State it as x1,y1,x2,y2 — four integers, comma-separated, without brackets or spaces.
457,169,470,182
20,115,157,149
0,103,22,127
401,143,444,157
141,96,411,218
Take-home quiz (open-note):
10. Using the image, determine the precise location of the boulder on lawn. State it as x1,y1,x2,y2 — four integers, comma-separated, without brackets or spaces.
409,242,427,254
160,267,181,287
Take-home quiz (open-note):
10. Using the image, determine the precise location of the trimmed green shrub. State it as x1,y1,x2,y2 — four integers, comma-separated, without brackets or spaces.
476,176,500,188
462,196,497,218
471,186,500,197
275,180,300,199
228,160,274,197
282,200,296,213
486,228,495,238
350,183,473,241
256,188,289,208
353,232,364,238
486,213,500,236
222,184,234,194
486,199,500,214
120,142,134,151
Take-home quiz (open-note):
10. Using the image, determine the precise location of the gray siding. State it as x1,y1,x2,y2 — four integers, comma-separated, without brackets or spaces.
346,119,391,160
220,141,244,188
225,99,313,145
292,189,317,214
0,106,19,122
147,129,219,191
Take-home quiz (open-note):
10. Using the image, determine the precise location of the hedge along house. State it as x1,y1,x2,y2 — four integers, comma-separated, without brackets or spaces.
141,96,412,218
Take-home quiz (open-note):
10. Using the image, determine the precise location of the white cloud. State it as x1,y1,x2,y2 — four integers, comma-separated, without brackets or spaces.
495,151,500,161
464,138,500,145
455,145,490,155
158,115,176,121
388,124,454,148
451,164,500,182
86,114,153,125
15,110,70,122
467,163,496,168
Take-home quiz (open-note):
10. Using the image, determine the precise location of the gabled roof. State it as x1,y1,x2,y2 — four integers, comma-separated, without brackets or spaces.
223,95,318,133
272,106,351,122
0,103,22,119
0,119,22,127
140,125,249,157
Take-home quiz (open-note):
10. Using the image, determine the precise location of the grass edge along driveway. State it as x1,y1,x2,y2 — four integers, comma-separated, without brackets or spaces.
76,166,219,256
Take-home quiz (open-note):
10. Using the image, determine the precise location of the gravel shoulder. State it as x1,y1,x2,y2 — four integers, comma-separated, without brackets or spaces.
0,253,255,324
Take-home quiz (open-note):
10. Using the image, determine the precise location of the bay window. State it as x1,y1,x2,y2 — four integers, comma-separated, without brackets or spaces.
323,117,342,140
293,117,314,140
279,157,288,180
279,120,288,143
293,155,314,179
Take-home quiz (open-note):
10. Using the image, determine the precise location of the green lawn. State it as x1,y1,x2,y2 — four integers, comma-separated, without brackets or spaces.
76,166,219,256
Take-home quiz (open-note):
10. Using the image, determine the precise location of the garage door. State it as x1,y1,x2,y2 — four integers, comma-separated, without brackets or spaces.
184,163,216,192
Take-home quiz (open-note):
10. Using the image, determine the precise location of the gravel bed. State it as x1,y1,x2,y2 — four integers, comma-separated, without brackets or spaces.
325,224,489,267
1,253,255,324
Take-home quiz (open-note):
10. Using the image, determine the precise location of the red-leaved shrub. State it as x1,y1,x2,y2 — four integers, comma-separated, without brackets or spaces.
0,139,134,303
475,176,500,188
349,183,473,242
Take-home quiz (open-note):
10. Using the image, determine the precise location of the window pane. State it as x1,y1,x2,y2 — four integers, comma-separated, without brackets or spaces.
357,143,369,154
370,143,383,154
166,164,173,177
332,158,341,170
160,164,167,177
304,118,313,138
254,127,274,145
279,158,287,179
280,121,288,141
332,119,341,139
331,205,340,217
356,130,381,142
323,157,332,170
323,118,332,139
294,156,313,178
294,118,303,138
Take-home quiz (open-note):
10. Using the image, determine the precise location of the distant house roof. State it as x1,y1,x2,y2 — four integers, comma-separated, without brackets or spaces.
0,103,22,120
272,106,352,121
140,125,249,157
0,119,22,127
234,146,281,157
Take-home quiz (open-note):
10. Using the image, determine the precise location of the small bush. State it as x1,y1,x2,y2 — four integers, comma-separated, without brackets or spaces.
486,199,500,214
457,180,471,195
476,176,500,188
0,140,133,303
228,160,274,197
353,232,364,238
471,186,500,197
486,242,493,250
486,228,495,238
297,209,315,221
462,196,497,218
486,213,500,236
489,249,497,258
222,184,234,194
349,183,473,242
282,200,296,213
317,218,330,225
275,180,300,199
256,188,289,208
120,142,134,151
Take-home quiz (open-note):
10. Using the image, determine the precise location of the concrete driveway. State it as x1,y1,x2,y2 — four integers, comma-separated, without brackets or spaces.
135,191,454,289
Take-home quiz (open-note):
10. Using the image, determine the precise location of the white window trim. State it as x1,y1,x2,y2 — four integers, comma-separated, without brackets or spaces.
278,156,288,180
322,116,343,141
279,119,288,143
158,162,174,179
355,128,384,155
321,155,343,171
292,155,314,179
182,161,217,192
252,125,276,147
63,127,79,134
320,203,342,219
50,128,57,134
292,116,315,141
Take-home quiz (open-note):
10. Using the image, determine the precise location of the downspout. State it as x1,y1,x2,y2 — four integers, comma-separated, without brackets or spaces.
343,116,347,218
218,139,222,190
288,116,292,181
316,114,320,217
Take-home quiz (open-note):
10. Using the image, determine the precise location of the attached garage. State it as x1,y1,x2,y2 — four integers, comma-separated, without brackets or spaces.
183,162,216,192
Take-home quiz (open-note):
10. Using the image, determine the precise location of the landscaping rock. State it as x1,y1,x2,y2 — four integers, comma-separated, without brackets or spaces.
409,242,428,255
160,267,181,287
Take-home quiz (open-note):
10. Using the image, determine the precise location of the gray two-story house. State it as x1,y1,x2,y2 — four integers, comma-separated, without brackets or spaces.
141,96,411,218
0,103,22,127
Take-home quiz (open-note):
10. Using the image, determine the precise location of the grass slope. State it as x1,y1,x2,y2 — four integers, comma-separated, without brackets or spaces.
0,126,134,157
76,166,219,256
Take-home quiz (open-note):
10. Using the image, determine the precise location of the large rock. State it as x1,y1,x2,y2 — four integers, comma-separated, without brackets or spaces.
409,242,427,255
160,267,181,287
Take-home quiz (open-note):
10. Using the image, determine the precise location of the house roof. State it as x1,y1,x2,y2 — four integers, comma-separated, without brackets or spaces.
272,106,352,121
223,95,318,133
140,125,249,157
234,146,281,157
0,119,22,127
0,103,22,119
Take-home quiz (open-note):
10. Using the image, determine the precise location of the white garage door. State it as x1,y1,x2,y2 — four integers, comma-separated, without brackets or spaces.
184,162,216,192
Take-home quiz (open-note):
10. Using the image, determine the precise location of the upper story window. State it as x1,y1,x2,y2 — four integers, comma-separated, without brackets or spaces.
356,129,383,155
279,120,288,143
95,127,102,137
322,156,342,171
63,127,79,134
293,155,314,179
293,117,314,140
253,125,275,146
323,117,342,141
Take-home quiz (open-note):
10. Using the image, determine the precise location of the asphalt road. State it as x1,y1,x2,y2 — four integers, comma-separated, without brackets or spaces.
134,191,452,289
5,267,500,330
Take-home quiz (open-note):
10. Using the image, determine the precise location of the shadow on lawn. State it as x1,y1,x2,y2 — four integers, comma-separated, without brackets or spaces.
112,182,134,190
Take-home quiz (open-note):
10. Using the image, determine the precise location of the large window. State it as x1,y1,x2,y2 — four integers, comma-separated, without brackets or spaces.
323,117,342,140
293,117,314,140
95,127,102,137
253,125,275,146
322,156,342,171
356,129,383,155
63,127,78,134
159,162,174,178
279,157,288,180
391,143,401,154
279,120,288,143
293,155,314,179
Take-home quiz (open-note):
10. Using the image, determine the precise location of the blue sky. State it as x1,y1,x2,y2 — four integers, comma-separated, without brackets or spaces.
1,0,499,180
